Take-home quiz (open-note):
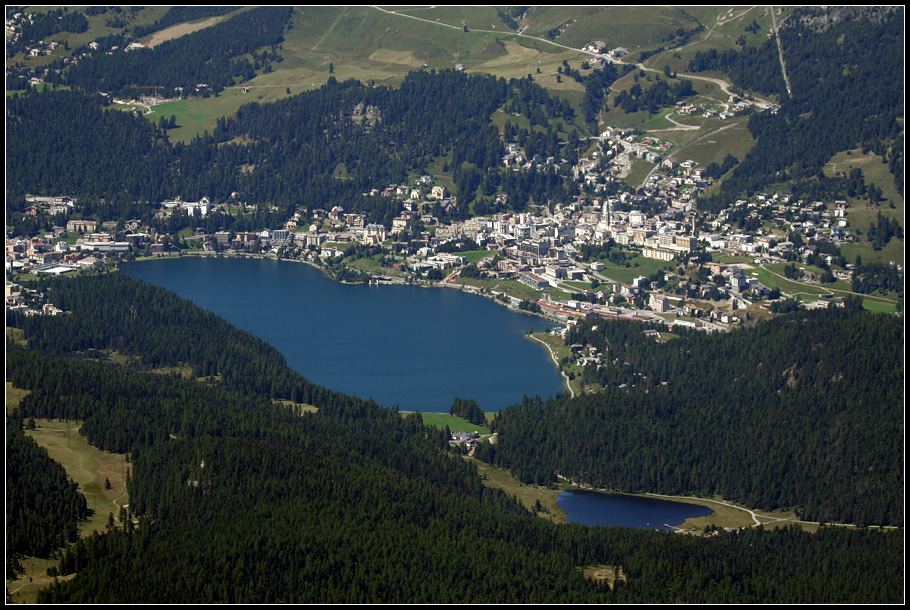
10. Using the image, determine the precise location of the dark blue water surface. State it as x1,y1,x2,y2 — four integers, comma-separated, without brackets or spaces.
120,256,564,412
558,490,714,530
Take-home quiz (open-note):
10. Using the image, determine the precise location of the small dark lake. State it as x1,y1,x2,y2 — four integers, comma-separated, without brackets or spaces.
558,490,714,530
120,256,564,413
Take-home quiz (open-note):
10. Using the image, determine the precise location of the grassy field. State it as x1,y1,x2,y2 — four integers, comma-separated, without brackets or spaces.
821,149,904,267
129,4,790,154
521,6,702,52
7,416,131,604
686,6,778,39
756,262,899,311
24,419,131,534
6,380,30,412
274,399,318,415
347,255,405,277
140,9,255,48
594,254,675,286
624,155,656,189
149,5,601,143
468,457,566,523
648,6,796,80
840,236,904,269
823,150,903,212
460,250,497,264
152,90,301,143
417,413,491,435
669,120,755,167
636,108,682,132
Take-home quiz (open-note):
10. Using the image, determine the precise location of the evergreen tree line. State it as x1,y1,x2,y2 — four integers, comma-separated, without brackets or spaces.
8,69,587,227
851,261,904,295
7,274,374,407
613,77,695,114
449,397,485,425
687,40,786,98
128,6,242,40
864,211,904,252
704,154,739,180
44,7,292,96
6,419,88,577
506,75,576,123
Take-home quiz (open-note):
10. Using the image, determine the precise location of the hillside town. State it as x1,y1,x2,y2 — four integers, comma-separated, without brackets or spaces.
8,122,885,329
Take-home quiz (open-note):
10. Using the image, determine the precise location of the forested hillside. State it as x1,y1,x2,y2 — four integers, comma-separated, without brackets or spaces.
5,275,903,603
7,69,589,227
481,310,903,527
692,7,904,208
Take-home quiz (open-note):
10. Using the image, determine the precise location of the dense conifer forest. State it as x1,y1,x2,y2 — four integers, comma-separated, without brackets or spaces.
46,7,291,96
5,275,904,603
480,311,903,527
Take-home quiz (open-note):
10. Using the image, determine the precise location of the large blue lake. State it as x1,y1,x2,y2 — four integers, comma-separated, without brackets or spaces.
558,490,714,530
120,256,564,413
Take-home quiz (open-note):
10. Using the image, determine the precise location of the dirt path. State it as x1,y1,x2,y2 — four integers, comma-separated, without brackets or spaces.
649,112,700,132
371,6,600,57
770,6,792,96
528,334,575,398
144,16,230,48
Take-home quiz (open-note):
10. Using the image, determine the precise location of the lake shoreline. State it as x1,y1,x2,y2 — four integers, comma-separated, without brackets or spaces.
124,250,568,376
130,250,566,323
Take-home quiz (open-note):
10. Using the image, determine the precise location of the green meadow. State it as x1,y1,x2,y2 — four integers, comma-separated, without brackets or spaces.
6,413,131,604
416,412,491,436
593,254,676,286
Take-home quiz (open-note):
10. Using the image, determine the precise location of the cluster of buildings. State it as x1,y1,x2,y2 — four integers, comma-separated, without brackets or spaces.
6,281,64,317
6,230,120,277
581,40,628,60
10,161,857,324
6,11,61,59
9,105,871,326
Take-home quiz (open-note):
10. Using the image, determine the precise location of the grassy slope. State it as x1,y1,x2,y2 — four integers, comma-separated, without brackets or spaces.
127,4,787,163
418,412,490,436
153,6,595,142
6,414,130,605
822,148,904,267
520,6,701,51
